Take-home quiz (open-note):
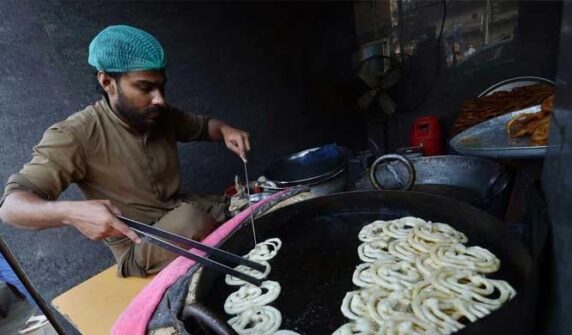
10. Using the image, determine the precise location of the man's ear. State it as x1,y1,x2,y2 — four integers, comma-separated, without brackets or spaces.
97,71,116,95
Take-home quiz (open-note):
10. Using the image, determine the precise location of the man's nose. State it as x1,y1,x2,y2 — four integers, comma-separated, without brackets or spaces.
151,91,166,106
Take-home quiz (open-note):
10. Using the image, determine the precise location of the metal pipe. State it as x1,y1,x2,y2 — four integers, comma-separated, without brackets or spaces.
0,237,66,334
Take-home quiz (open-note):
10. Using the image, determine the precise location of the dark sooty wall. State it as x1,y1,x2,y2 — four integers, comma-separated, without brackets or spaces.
0,1,357,332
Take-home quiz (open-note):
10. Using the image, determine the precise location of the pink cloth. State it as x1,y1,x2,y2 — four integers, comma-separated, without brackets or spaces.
111,190,289,335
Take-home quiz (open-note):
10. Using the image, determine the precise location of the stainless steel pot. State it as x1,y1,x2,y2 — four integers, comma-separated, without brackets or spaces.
368,154,511,211
248,192,273,202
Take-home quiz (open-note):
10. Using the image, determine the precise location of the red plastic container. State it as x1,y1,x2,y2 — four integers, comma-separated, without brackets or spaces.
409,116,443,156
224,184,263,197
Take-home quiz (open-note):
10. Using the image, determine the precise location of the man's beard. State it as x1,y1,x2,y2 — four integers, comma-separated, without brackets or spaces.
113,90,166,131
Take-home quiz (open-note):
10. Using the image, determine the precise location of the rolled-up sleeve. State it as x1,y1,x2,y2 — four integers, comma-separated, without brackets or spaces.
170,107,210,142
0,125,87,207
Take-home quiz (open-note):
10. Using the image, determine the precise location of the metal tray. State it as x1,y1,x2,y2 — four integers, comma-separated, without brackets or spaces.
450,105,547,159
478,76,555,97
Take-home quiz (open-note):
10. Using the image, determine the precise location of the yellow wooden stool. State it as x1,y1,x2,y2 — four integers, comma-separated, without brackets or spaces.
52,266,154,335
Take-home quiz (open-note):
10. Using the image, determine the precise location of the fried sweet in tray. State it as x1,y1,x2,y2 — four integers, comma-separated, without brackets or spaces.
506,94,553,146
452,84,554,136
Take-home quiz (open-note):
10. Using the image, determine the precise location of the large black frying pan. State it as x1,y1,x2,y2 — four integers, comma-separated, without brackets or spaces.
190,191,536,335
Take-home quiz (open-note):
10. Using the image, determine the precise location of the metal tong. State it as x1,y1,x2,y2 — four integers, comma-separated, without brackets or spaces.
117,216,265,286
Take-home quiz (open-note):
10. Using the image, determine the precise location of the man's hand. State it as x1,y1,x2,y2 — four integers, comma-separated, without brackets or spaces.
204,119,251,161
0,192,141,243
60,200,141,243
219,125,251,162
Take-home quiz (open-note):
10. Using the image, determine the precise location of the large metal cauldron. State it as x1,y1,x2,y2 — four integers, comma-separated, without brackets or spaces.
367,155,511,214
189,191,536,335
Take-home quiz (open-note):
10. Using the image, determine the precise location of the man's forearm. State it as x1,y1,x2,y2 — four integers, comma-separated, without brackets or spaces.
206,118,227,142
0,191,142,242
0,191,67,230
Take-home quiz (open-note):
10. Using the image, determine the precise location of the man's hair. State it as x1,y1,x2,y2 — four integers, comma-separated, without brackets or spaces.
95,71,124,99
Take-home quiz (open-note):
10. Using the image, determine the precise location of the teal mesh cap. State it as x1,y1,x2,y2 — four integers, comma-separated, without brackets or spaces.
88,25,166,72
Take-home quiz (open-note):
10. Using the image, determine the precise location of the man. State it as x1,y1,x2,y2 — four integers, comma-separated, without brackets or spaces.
0,25,251,277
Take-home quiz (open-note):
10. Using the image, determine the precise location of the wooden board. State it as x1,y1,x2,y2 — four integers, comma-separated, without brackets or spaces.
51,266,153,335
